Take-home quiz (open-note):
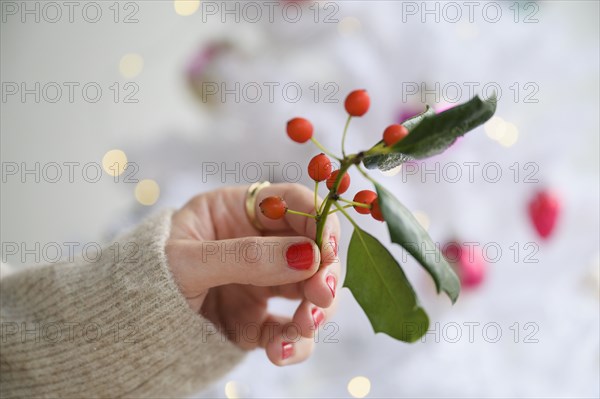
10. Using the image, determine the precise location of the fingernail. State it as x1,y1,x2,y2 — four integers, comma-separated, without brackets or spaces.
326,274,336,298
329,234,338,257
282,342,294,360
286,242,315,270
311,307,325,328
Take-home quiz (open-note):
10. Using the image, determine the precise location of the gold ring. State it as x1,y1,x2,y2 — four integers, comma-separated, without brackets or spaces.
245,181,271,231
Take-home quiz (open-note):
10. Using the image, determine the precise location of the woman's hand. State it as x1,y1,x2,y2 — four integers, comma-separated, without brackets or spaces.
165,183,341,366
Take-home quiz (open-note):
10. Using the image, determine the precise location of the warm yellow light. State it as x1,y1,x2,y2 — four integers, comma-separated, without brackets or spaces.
102,149,128,176
485,116,519,148
224,381,240,399
484,116,506,141
135,179,160,206
119,54,144,78
338,16,362,36
413,211,430,231
348,376,371,398
381,164,402,177
498,122,519,147
174,0,200,16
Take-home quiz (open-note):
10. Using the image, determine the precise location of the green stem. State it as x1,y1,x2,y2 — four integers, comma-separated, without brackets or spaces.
314,181,319,215
338,198,371,208
287,209,317,219
311,137,341,161
328,204,353,215
333,201,360,230
318,192,329,215
341,115,352,157
363,141,389,157
356,164,380,186
315,157,355,250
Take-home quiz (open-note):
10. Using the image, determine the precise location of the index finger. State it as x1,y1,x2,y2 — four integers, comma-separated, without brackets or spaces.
202,183,340,265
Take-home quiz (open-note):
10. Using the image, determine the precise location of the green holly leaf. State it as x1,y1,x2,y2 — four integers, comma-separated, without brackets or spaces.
392,94,496,159
345,227,429,342
363,94,497,170
375,184,460,303
363,105,435,170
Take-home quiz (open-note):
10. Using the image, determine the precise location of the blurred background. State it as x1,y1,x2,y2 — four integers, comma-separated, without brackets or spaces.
1,0,598,397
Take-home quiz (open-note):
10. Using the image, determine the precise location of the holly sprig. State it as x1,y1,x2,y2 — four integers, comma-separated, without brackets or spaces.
261,90,497,342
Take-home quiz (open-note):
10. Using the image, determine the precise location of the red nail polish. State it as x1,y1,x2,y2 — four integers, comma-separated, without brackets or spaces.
286,242,315,270
329,234,338,257
326,274,336,298
282,342,294,360
311,307,325,328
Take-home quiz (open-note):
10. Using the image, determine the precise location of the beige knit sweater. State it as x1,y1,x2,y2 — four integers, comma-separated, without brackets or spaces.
0,210,246,398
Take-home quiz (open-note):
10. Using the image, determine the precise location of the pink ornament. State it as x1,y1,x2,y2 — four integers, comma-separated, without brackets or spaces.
443,242,486,289
185,42,229,81
528,189,560,240
185,42,232,106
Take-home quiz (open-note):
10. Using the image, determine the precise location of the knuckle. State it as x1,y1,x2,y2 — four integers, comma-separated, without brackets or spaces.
285,183,313,200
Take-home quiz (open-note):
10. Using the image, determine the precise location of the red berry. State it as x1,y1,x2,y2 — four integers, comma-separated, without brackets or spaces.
344,90,370,117
286,117,313,143
383,124,409,146
370,198,384,221
353,190,377,214
307,153,332,182
326,170,351,194
259,196,288,220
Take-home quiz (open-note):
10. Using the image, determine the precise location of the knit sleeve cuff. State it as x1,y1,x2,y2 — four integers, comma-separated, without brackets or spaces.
0,209,246,398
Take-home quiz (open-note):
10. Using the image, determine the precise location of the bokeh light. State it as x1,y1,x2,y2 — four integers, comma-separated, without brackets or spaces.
348,376,371,398
498,122,519,147
380,164,403,177
119,54,144,78
101,149,128,177
224,381,241,399
135,179,160,206
485,116,519,147
174,0,200,16
484,116,507,141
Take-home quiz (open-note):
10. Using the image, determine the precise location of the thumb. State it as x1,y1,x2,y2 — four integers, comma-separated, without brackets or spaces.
166,237,320,291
